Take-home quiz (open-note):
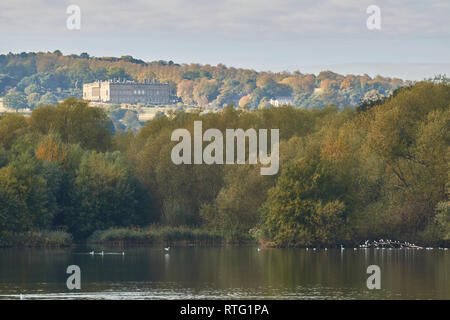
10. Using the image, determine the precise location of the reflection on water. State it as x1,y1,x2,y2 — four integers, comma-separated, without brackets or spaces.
0,247,448,299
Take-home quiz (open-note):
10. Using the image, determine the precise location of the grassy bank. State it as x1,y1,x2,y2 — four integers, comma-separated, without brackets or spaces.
0,230,73,248
87,226,256,246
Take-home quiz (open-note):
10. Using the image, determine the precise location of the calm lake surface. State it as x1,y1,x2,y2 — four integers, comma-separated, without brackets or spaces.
0,246,448,300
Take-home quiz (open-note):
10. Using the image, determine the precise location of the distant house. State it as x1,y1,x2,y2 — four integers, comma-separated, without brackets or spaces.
269,96,294,107
83,80,170,105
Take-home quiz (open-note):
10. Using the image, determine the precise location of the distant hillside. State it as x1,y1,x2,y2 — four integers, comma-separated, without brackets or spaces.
0,51,412,110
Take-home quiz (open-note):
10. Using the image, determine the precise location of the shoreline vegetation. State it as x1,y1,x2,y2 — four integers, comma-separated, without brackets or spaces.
87,226,254,246
1,226,448,248
0,227,255,248
0,230,72,247
0,75,449,250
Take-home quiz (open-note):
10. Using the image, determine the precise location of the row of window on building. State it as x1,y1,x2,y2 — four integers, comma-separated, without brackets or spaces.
121,90,164,95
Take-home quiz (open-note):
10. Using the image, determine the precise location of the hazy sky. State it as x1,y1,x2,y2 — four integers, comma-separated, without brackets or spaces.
1,0,449,80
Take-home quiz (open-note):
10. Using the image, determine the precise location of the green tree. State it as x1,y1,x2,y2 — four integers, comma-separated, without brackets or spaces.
27,92,40,108
262,155,346,247
106,66,131,80
0,113,28,149
3,91,28,111
0,154,53,234
434,201,450,241
24,83,40,95
38,92,58,106
201,165,275,235
29,98,112,151
65,151,149,239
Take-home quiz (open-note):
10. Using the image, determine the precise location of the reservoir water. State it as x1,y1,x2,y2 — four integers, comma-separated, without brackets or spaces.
0,246,448,299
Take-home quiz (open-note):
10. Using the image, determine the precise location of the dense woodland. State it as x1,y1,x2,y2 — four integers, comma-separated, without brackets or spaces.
0,79,448,247
1,51,410,111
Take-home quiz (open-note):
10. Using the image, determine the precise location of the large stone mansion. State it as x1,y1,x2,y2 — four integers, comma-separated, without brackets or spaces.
83,80,170,105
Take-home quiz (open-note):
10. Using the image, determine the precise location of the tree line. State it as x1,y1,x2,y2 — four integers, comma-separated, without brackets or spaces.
0,80,448,246
1,51,409,112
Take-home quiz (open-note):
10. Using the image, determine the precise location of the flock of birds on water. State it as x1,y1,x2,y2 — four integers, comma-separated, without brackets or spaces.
292,240,448,252
87,250,125,256
85,241,448,256
86,247,171,256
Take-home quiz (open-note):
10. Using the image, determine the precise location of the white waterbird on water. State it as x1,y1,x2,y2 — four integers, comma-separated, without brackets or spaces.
88,250,124,255
164,247,170,252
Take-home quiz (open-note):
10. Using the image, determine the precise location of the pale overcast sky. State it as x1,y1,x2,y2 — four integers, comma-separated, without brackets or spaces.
1,0,449,80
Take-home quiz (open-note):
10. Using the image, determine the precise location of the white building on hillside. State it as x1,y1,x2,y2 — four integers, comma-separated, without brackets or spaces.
269,96,294,107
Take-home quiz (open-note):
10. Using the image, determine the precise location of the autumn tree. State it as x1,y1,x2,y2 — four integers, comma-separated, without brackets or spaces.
29,98,112,151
